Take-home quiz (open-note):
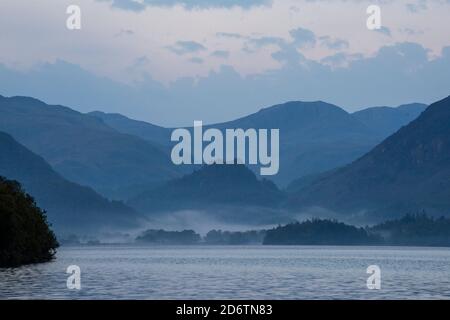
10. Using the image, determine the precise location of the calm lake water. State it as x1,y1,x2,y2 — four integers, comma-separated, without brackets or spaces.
1,245,450,299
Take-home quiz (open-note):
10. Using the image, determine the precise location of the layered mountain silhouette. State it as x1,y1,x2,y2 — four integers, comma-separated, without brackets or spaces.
353,103,426,137
127,163,292,225
286,96,450,220
0,95,180,200
128,163,284,212
91,101,426,187
89,111,170,150
0,131,141,235
1,93,435,230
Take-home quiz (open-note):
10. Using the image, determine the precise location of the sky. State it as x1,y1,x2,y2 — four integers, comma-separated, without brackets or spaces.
0,0,449,126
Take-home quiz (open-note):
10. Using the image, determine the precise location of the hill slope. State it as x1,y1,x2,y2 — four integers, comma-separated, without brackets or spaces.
215,101,382,186
90,101,426,187
127,164,287,224
286,96,450,220
0,95,180,199
352,103,427,137
0,131,141,235
92,101,389,187
89,111,170,148
129,164,284,210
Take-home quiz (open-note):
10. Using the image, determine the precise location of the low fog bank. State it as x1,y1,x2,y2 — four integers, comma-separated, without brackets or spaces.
57,205,383,245
58,211,450,247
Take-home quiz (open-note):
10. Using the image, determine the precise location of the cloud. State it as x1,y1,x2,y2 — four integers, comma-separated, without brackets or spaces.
271,42,304,65
114,29,135,37
240,27,319,57
2,42,449,127
248,36,285,47
219,27,317,54
320,52,363,68
400,28,424,36
375,26,392,37
167,41,207,55
319,36,349,50
211,50,230,58
98,0,272,11
406,1,428,13
289,27,316,48
216,32,244,39
102,0,146,11
188,57,204,64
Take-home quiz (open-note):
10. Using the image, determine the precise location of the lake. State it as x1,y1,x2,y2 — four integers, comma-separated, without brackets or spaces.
1,245,450,299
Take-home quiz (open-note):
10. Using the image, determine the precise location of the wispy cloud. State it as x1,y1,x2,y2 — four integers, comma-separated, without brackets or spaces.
375,26,392,37
98,0,272,11
3,42,448,126
211,50,230,58
188,57,204,64
167,41,207,55
216,32,245,39
289,27,316,48
114,29,135,37
319,36,349,50
406,1,428,13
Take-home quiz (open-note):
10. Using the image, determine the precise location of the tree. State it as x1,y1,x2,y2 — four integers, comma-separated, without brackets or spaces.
0,176,59,267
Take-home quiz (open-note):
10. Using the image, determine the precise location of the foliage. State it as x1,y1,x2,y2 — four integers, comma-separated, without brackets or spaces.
204,229,266,245
135,229,201,245
370,212,450,246
263,219,380,245
0,176,59,267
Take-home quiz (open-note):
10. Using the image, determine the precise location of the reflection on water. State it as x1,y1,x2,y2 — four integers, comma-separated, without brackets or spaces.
1,245,450,299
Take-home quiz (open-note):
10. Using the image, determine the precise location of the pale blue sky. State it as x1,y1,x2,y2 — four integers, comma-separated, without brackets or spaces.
0,0,449,126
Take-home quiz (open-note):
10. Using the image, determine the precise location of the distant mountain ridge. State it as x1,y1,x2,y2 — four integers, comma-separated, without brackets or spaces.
89,111,170,150
127,163,292,225
352,103,427,137
0,131,141,235
286,96,450,220
128,163,284,211
0,95,180,200
0,93,431,229
91,100,426,187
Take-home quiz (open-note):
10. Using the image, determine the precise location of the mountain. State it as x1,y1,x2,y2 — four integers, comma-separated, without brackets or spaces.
352,103,427,137
91,101,391,187
88,111,170,149
286,96,450,221
0,131,141,235
0,95,180,199
127,164,287,224
214,101,383,186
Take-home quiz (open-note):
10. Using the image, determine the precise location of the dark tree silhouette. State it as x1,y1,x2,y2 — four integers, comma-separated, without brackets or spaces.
263,219,380,245
370,212,450,246
0,176,59,267
135,229,201,245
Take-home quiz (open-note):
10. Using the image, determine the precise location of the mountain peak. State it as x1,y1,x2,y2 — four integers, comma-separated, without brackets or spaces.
0,95,180,200
0,130,141,235
259,100,348,115
128,163,284,212
287,95,450,219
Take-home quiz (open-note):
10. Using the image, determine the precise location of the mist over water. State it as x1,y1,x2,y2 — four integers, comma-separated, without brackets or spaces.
141,209,283,236
136,206,378,237
62,206,381,243
1,245,450,300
